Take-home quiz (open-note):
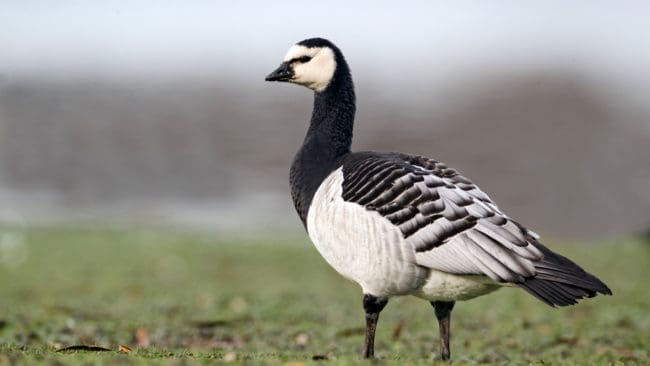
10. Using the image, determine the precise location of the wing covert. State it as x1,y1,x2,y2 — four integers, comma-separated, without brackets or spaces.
340,152,543,283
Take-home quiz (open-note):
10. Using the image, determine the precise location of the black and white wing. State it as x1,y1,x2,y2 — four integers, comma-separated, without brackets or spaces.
340,152,611,306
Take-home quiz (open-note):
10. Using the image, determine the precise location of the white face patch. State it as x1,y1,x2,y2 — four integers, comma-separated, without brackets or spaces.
283,45,336,92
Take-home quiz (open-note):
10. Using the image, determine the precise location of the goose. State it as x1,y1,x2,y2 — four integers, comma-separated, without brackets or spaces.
265,37,611,360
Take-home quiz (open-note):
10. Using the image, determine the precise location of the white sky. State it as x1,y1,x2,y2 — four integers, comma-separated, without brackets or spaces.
1,0,649,94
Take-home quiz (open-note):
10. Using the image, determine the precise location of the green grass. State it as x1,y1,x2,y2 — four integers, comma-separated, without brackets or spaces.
0,227,648,365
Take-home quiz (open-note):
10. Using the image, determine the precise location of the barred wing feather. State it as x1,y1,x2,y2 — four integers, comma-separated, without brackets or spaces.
340,152,611,306
341,152,543,283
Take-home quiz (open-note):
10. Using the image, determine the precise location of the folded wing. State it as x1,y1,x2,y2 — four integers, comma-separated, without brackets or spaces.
340,152,611,306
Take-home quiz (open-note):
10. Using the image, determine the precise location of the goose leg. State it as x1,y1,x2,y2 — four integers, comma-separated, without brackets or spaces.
362,294,388,359
431,301,455,361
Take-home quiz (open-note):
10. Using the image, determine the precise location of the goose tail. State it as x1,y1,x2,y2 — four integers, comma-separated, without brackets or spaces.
517,240,612,307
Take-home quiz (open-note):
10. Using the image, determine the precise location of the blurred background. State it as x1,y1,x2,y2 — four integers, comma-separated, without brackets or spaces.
1,0,649,239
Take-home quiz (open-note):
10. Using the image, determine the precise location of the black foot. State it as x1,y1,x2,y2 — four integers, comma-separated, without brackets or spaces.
362,294,388,359
431,301,455,361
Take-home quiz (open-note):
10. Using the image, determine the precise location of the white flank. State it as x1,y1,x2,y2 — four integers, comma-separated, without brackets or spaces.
283,45,336,92
306,168,504,300
307,168,425,297
415,270,502,302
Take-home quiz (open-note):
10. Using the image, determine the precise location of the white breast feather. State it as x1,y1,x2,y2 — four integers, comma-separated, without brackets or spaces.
307,168,427,297
306,167,507,301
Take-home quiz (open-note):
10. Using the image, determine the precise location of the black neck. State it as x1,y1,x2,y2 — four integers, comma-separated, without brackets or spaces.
303,62,356,159
290,54,356,226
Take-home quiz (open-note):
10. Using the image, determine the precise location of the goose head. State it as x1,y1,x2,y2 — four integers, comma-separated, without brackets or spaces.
265,38,340,93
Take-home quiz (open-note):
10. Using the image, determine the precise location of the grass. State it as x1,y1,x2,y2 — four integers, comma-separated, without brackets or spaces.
0,226,648,365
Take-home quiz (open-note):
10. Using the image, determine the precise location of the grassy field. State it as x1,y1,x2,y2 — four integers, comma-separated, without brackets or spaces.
0,227,648,365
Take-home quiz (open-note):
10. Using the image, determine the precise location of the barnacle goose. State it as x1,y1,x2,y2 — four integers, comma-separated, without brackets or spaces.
265,37,611,360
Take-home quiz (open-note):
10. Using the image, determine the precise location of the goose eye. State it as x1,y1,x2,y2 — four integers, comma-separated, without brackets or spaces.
298,56,312,63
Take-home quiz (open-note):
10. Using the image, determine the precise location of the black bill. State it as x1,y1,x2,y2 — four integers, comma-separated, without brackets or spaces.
265,62,293,82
